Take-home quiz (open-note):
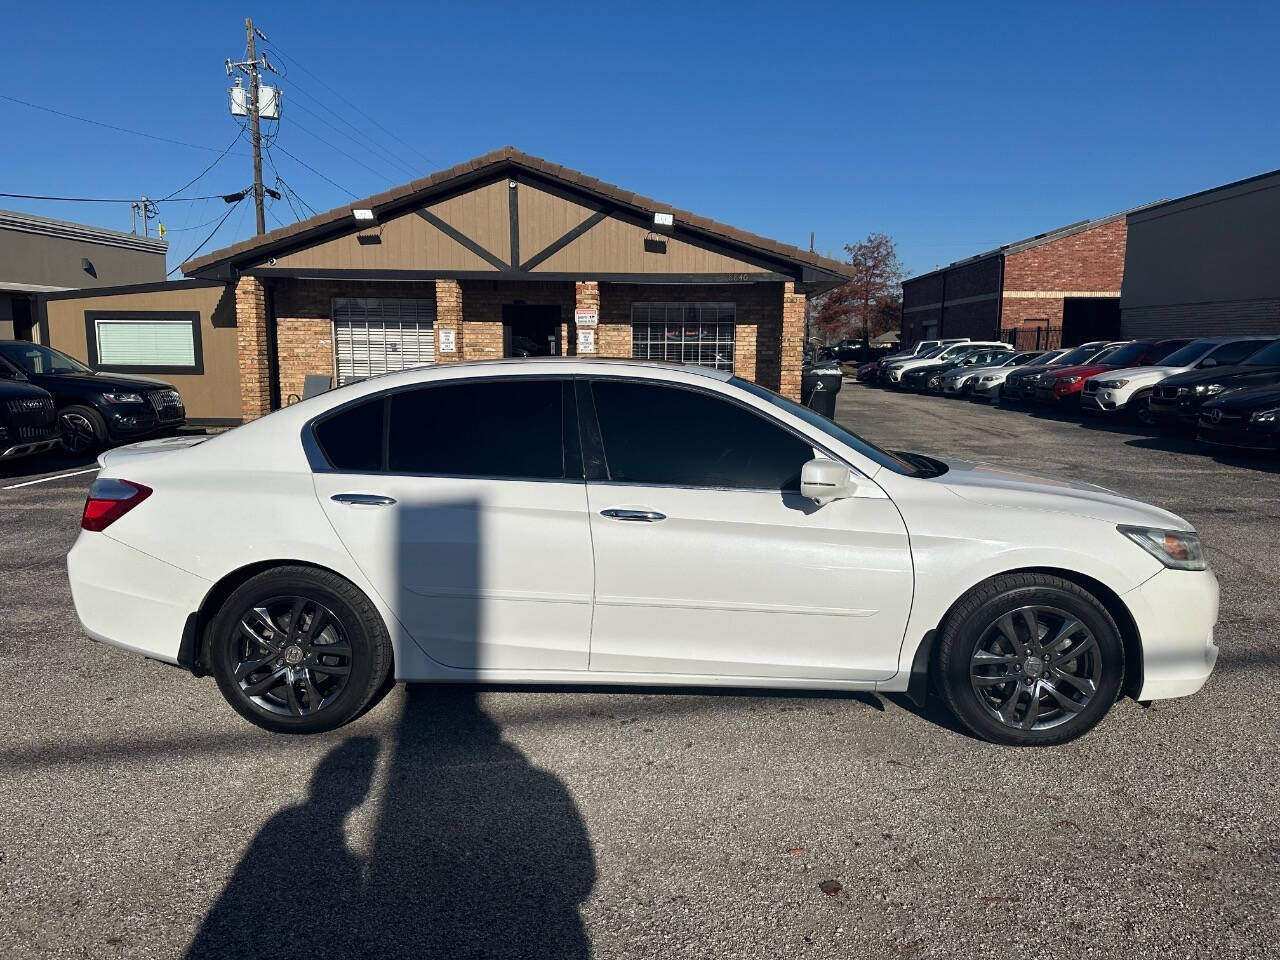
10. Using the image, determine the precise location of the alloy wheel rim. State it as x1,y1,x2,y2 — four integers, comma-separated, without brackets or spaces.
58,412,95,452
232,595,352,717
969,605,1100,731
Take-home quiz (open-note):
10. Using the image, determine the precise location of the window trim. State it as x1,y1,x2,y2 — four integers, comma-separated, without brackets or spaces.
83,310,203,375
581,374,850,493
304,374,584,483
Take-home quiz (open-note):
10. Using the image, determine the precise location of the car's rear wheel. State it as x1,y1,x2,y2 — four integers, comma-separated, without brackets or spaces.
209,566,392,733
58,404,106,454
937,573,1124,746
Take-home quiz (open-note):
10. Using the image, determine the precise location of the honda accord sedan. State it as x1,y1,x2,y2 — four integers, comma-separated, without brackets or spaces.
67,359,1219,746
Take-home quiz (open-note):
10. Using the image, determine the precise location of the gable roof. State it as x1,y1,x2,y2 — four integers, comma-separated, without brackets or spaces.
183,146,853,284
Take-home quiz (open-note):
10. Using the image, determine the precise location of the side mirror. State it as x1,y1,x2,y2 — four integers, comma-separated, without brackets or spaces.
800,458,855,505
1199,357,1217,368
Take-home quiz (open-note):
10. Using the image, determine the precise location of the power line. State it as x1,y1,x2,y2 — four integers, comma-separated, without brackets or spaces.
270,142,359,199
0,93,248,155
276,78,420,179
0,190,231,204
167,198,245,276
288,115,399,185
159,127,247,201
259,38,435,168
286,95,418,180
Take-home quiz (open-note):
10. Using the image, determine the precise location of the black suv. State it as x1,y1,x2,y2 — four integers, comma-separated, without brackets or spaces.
0,341,186,453
1148,338,1280,428
0,354,58,461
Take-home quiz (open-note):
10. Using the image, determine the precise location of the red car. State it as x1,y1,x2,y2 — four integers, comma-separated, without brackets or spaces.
1035,338,1193,405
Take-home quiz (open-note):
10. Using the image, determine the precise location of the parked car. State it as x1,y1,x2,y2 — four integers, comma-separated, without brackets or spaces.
1034,339,1192,408
68,358,1218,746
905,347,1014,393
966,350,1064,403
1197,383,1280,450
0,354,59,462
1002,342,1119,403
1081,336,1278,425
883,341,1009,387
941,350,1046,397
922,347,1017,393
0,341,186,453
1147,337,1280,429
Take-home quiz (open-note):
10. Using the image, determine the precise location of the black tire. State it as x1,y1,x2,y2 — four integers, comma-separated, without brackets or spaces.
209,566,392,734
937,573,1124,747
58,404,107,454
1128,390,1156,427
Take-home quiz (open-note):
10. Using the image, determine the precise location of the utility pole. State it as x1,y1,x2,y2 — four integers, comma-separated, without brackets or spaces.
245,18,265,235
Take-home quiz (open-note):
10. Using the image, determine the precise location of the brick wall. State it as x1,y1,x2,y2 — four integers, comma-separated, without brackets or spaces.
270,278,437,399
1003,218,1127,293
435,279,461,363
779,282,805,401
573,281,600,357
235,276,270,420
598,282,789,389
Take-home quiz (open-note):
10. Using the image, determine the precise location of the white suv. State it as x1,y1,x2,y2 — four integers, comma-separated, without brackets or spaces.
1082,336,1277,424
884,341,1012,386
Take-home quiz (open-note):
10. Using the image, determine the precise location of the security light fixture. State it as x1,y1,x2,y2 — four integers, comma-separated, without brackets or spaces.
653,211,674,227
352,208,377,223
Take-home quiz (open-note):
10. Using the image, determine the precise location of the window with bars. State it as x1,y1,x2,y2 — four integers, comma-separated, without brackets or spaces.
332,298,436,385
631,303,736,371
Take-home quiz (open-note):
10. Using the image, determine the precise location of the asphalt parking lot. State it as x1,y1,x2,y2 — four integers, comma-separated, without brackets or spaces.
2,389,1277,960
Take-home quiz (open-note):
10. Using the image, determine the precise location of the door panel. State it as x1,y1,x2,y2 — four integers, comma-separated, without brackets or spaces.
316,473,593,671
585,483,913,680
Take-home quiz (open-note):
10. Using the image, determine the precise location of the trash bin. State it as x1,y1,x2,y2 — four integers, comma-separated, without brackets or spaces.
801,363,843,418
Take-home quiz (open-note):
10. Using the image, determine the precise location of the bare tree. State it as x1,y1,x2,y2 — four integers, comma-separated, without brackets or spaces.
813,233,906,343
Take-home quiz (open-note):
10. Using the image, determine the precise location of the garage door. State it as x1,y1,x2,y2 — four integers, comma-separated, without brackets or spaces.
332,297,435,385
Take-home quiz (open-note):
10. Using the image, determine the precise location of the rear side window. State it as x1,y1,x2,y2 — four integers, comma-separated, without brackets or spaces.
1208,339,1272,365
388,379,565,478
590,380,812,490
314,397,384,472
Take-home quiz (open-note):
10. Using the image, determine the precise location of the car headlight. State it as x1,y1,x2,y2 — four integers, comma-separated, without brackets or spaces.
1250,407,1280,423
979,375,998,382
1098,379,1129,389
101,392,144,404
1118,525,1206,571
1194,383,1225,396
1057,376,1081,386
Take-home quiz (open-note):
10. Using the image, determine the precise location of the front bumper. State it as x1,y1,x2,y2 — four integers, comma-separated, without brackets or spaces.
1122,567,1220,701
67,530,210,665
1197,418,1280,450
1148,395,1201,426
1081,389,1127,413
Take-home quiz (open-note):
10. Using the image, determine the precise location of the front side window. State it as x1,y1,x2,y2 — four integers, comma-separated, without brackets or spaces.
590,379,812,490
0,342,92,375
631,303,735,371
86,312,200,372
313,379,569,479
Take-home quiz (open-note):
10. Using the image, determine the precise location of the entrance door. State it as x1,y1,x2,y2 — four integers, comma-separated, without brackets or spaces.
504,304,561,357
581,378,914,681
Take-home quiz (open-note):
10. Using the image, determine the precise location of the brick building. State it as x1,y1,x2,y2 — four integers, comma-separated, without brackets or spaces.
901,209,1141,350
36,148,850,422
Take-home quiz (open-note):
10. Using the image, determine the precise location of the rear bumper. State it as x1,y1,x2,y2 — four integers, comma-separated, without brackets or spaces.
67,531,209,665
1122,567,1220,701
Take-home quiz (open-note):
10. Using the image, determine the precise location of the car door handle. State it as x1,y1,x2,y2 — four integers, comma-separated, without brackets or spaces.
600,508,666,522
331,493,397,506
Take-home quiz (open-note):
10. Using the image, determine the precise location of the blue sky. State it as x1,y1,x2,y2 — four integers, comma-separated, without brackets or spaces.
4,1,1277,277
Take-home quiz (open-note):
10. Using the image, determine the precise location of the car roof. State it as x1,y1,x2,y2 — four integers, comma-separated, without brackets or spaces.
383,356,736,382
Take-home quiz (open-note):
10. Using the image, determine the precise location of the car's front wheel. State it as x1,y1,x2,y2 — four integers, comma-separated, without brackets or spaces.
937,573,1124,746
208,566,392,733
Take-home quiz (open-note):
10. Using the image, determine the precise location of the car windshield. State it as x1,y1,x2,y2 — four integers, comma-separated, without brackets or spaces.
1051,345,1100,366
915,346,946,359
732,378,922,477
1009,352,1044,365
1096,341,1148,366
1159,340,1215,367
0,354,29,380
0,342,92,375
1242,339,1280,366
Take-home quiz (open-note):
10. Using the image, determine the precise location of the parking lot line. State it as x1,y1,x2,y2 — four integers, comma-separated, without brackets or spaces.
3,467,98,490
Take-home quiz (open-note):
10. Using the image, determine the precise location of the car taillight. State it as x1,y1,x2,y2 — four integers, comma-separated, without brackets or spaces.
81,478,152,532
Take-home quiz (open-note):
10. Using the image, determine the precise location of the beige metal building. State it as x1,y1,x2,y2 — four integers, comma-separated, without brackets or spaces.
37,148,852,421
1,210,165,340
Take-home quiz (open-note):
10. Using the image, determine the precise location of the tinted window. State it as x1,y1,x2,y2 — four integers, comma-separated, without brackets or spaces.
1209,339,1273,365
389,379,565,478
1097,342,1149,366
1244,340,1280,366
314,397,384,471
591,380,813,490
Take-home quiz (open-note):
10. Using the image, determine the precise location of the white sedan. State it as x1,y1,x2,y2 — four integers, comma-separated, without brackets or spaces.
67,359,1219,745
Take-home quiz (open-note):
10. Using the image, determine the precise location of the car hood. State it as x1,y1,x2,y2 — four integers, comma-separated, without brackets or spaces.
1005,363,1058,381
1157,364,1274,388
0,379,52,401
97,434,208,469
1203,382,1280,411
1043,363,1114,381
1089,364,1189,385
35,371,175,391
935,457,1190,529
